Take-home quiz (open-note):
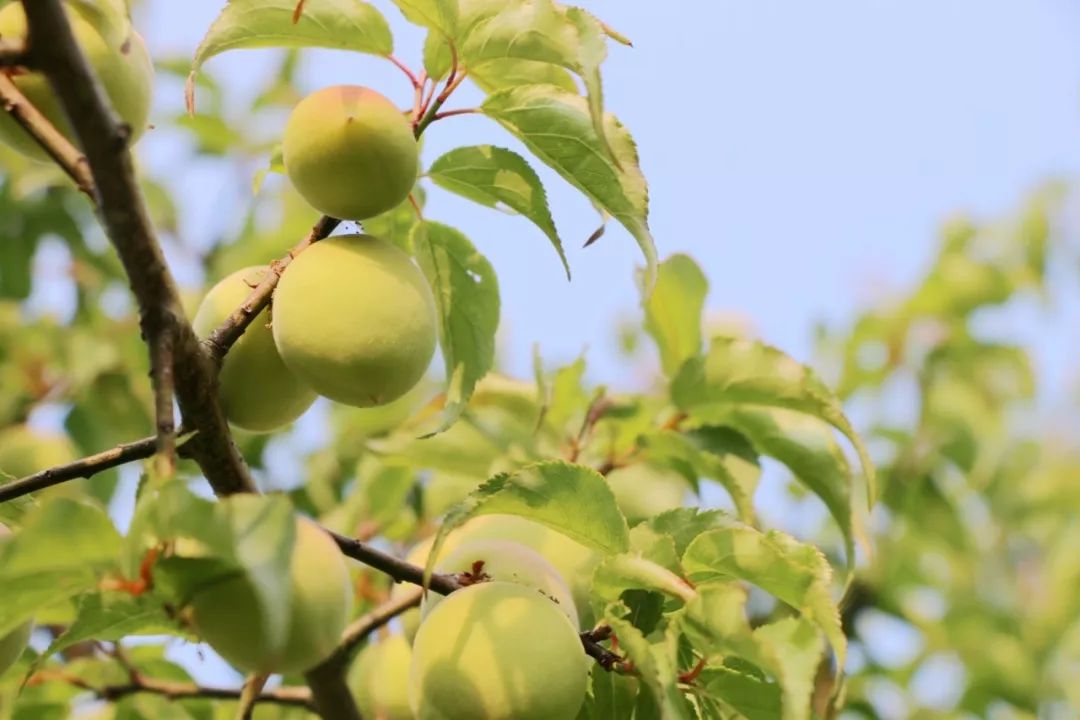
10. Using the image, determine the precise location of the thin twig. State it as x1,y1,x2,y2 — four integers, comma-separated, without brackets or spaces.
0,73,93,196
325,587,422,669
0,435,158,503
22,0,255,496
236,674,269,720
329,530,463,595
204,215,340,363
0,38,28,67
96,675,313,709
414,66,468,138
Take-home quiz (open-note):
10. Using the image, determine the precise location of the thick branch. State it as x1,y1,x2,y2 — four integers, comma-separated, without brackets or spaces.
304,663,362,720
0,435,157,503
204,215,340,362
0,73,93,195
21,0,254,496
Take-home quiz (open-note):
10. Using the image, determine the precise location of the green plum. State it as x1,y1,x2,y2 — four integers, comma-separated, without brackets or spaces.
189,517,352,675
605,463,689,524
409,582,588,720
421,539,578,629
192,266,317,433
283,85,418,220
349,634,414,720
452,514,601,628
272,235,436,408
0,3,153,161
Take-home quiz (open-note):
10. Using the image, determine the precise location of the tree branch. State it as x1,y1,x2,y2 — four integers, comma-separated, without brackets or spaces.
204,215,340,363
0,435,158,503
96,675,314,709
329,530,463,595
304,663,362,720
151,332,176,475
21,0,255,496
320,587,422,673
0,73,93,196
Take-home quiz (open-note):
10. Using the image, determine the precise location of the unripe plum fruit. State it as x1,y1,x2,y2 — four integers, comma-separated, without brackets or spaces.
189,516,352,675
605,463,689,524
348,634,414,720
0,3,154,161
283,85,418,220
409,582,588,720
452,514,601,628
0,524,32,677
422,539,578,629
192,266,317,433
391,537,435,643
272,235,436,408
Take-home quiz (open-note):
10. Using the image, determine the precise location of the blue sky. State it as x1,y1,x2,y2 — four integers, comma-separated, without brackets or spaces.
135,0,1080,397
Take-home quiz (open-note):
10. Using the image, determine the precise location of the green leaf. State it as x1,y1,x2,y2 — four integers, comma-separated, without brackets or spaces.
700,408,863,575
640,430,759,522
40,592,176,662
428,145,569,278
388,0,458,35
593,554,696,604
672,337,876,506
460,3,615,166
483,84,656,290
605,606,693,720
644,254,708,376
585,662,639,719
680,585,823,720
411,221,500,431
699,666,782,720
0,499,122,636
431,461,630,575
187,0,393,111
682,522,845,667
639,508,732,557
471,58,578,94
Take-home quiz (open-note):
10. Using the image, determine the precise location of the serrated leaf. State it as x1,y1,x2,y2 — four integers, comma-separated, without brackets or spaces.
679,585,822,720
471,58,578,93
187,0,393,112
411,221,500,432
585,662,639,719
593,554,697,604
431,461,630,577
639,508,731,558
605,605,694,720
483,84,656,290
429,145,569,278
693,408,862,576
389,0,458,35
644,254,708,376
672,337,875,506
699,666,782,720
682,523,844,667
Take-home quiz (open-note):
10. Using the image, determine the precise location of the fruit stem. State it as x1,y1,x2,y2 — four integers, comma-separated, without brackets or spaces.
388,54,421,90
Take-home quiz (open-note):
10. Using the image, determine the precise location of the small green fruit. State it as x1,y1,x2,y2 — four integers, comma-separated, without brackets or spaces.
272,235,436,408
453,514,600,628
0,524,32,676
0,3,154,161
392,537,435,643
192,266,317,433
349,634,414,720
409,582,588,720
189,517,352,675
283,85,418,220
422,539,578,629
605,463,688,524
0,425,77,482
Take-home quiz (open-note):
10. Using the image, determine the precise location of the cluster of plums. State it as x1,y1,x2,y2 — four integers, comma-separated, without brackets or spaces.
0,4,436,432
198,83,434,431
